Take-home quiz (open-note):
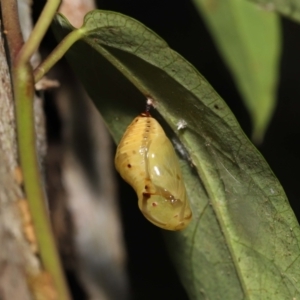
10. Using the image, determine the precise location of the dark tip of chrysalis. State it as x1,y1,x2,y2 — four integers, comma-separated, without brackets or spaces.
141,111,151,117
142,97,153,117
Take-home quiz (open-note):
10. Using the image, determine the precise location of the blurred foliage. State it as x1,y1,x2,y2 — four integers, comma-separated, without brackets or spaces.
192,0,281,143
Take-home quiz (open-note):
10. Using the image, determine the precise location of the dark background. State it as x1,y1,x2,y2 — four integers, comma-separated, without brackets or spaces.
35,1,300,299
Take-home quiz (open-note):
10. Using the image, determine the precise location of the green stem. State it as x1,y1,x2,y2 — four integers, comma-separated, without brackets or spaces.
16,0,61,65
34,29,83,82
13,63,71,300
1,0,71,298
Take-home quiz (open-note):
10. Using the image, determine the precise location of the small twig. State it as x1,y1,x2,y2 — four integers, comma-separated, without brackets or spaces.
16,0,61,66
0,0,24,62
34,29,83,82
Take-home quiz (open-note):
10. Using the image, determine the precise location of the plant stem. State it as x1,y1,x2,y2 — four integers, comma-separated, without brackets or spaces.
13,64,71,300
34,29,83,82
16,0,61,65
1,0,71,299
0,0,23,61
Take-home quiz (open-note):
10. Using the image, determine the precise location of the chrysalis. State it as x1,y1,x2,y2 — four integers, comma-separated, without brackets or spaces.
115,113,192,231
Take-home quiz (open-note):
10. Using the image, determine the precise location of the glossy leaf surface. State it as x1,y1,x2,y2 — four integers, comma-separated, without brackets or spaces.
53,10,300,299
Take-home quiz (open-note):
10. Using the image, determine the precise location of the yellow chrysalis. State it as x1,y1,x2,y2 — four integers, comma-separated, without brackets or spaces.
115,113,192,231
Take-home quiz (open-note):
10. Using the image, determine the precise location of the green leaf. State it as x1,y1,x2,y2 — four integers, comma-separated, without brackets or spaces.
248,0,300,23
53,10,300,299
192,0,281,143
